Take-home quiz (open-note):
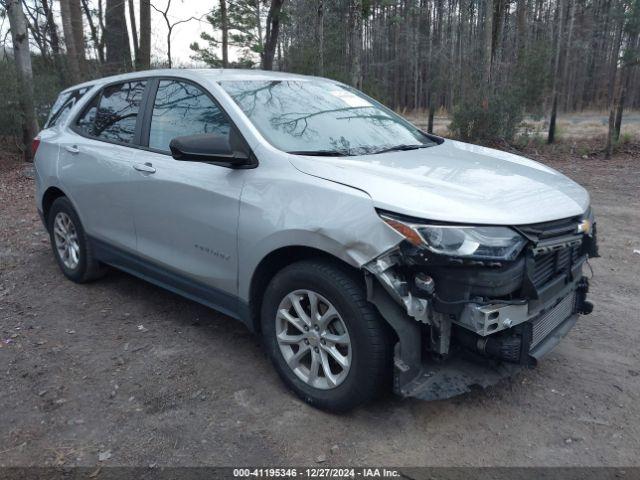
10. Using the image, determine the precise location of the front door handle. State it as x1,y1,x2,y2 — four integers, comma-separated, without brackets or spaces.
65,145,79,154
133,162,156,174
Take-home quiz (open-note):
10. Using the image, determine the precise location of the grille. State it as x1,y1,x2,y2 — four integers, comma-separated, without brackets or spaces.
530,292,576,348
531,244,581,288
520,216,583,289
519,216,580,240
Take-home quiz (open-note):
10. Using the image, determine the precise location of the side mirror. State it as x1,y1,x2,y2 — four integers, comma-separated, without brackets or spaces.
169,132,254,168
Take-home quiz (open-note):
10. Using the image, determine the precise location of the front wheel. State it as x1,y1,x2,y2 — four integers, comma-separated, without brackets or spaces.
261,259,392,412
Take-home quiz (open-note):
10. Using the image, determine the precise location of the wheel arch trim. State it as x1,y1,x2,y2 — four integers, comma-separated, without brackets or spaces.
41,185,69,229
245,244,363,333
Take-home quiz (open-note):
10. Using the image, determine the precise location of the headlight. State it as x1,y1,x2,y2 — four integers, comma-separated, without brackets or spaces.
380,214,526,261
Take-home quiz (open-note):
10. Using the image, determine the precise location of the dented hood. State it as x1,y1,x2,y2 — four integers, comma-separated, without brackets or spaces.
288,139,590,225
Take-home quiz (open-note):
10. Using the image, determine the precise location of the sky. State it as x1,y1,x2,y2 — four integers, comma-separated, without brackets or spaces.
146,0,219,66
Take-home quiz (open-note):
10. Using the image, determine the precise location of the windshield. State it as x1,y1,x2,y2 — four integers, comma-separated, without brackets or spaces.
220,80,437,156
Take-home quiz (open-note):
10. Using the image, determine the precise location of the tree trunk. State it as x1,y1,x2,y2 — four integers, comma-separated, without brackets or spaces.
562,0,576,111
548,95,559,144
256,1,263,54
613,4,640,142
138,0,151,69
427,91,435,133
262,0,285,70
483,0,494,86
59,0,81,83
69,0,87,77
606,68,621,158
104,0,132,73
317,0,324,76
42,0,61,56
128,0,139,66
6,0,39,161
166,28,172,68
605,9,624,159
220,0,229,68
42,0,67,85
350,0,363,88
547,0,564,144
515,0,526,60
614,85,625,142
492,0,504,80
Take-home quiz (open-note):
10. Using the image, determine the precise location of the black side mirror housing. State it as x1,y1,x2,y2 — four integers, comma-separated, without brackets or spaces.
169,132,255,169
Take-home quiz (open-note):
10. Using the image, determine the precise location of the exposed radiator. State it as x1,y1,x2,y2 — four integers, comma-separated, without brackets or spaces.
530,292,576,348
531,244,581,288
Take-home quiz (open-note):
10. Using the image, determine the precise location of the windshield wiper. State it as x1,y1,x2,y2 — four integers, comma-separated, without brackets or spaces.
373,144,432,154
287,150,350,157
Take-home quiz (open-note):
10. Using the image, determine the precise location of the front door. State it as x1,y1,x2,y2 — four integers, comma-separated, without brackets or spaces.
129,79,245,305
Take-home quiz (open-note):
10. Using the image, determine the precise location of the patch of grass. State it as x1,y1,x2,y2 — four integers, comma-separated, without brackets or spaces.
577,144,591,157
436,106,449,117
552,123,566,141
514,130,546,149
619,132,633,144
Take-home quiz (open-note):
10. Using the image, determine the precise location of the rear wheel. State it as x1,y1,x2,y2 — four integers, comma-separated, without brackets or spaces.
261,259,392,412
47,196,106,283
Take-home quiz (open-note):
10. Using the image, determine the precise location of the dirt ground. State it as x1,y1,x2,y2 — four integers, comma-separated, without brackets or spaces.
1,139,639,467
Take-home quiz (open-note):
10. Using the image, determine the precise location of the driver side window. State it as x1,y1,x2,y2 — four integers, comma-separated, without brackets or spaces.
148,80,231,153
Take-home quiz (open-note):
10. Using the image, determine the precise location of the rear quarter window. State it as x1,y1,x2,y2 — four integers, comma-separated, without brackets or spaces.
45,87,90,128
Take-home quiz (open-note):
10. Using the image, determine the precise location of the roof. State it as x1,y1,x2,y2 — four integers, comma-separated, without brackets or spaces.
61,68,324,93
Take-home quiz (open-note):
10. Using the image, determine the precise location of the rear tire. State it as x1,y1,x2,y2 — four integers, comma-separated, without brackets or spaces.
261,259,392,412
47,196,107,283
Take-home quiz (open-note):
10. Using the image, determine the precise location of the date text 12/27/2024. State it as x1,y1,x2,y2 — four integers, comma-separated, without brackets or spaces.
233,468,401,478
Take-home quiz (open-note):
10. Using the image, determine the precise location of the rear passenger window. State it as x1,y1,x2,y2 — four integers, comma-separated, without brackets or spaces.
148,80,230,152
76,81,146,144
45,87,90,128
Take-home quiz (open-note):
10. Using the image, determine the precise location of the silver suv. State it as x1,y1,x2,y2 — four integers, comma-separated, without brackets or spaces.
34,69,598,411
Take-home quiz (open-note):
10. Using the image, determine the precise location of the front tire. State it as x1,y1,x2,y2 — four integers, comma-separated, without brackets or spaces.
261,259,392,412
47,196,106,283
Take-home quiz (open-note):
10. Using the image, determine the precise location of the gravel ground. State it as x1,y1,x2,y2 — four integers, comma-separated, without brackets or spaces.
1,141,639,467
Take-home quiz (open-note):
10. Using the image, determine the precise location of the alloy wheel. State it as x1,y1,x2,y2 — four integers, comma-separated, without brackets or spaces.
275,289,352,389
52,212,80,270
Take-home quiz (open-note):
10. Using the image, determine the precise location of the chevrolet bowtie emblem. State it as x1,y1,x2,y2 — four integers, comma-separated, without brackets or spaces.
577,219,592,234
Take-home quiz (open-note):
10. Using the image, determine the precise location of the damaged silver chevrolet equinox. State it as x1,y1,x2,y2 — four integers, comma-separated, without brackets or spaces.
35,69,598,411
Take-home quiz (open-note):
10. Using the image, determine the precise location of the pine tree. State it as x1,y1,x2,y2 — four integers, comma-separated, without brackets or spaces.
190,0,264,67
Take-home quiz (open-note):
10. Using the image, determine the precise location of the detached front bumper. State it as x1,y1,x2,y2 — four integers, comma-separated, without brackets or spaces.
364,217,597,401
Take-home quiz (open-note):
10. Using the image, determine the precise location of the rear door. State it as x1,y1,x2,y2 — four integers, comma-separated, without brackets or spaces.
129,78,245,303
57,80,148,252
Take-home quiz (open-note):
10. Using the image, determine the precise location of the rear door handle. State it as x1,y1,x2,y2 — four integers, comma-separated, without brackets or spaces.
133,162,156,174
65,145,79,154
